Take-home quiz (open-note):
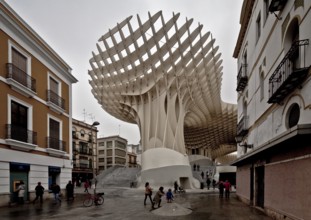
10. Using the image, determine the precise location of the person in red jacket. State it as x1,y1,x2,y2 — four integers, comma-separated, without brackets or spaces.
224,180,231,198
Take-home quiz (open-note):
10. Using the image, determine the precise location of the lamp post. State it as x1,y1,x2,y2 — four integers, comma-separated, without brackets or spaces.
91,121,100,181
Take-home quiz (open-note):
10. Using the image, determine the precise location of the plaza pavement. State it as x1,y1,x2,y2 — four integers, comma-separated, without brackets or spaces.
0,186,272,220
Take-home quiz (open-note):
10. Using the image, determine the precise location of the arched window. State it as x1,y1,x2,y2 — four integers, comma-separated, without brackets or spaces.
80,129,85,137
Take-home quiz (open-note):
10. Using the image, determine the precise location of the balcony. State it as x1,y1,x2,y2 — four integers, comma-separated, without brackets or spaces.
46,137,66,157
236,116,249,138
6,63,36,97
268,40,310,104
269,0,288,12
5,124,37,151
47,90,65,114
236,64,248,92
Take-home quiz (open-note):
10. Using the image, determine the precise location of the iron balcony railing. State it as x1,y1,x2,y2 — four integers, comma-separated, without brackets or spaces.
268,39,309,103
47,90,65,110
5,124,37,145
6,63,36,92
236,64,248,92
46,137,65,151
236,116,249,137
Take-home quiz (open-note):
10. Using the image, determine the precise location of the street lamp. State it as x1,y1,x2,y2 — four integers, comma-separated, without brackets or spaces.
91,121,100,182
235,136,253,149
92,121,100,127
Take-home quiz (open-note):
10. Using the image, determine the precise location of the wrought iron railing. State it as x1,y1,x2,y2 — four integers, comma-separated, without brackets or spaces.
5,124,37,144
236,64,248,92
46,137,65,151
6,63,36,92
47,90,65,110
268,39,309,101
237,116,249,137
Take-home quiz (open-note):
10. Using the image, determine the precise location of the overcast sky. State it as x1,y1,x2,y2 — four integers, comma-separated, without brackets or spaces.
5,0,243,144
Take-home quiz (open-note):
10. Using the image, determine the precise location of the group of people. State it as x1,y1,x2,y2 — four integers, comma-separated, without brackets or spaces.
144,182,174,209
218,180,231,198
13,180,76,205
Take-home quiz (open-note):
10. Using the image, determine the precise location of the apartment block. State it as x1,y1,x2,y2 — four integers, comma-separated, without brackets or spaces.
0,2,77,205
72,119,99,183
98,136,127,171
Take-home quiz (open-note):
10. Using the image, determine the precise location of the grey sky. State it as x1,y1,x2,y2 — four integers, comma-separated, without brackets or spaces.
5,0,243,144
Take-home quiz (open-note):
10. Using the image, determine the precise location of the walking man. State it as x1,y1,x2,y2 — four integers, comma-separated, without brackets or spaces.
33,182,44,204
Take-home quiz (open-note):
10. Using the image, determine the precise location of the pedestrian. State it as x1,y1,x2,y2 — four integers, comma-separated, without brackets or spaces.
33,182,44,204
201,171,204,180
206,178,211,190
224,180,231,198
197,164,200,171
16,180,25,204
166,188,174,203
174,181,178,193
144,182,154,206
193,163,196,171
66,180,74,201
51,183,61,203
152,186,165,209
218,180,224,198
212,179,216,190
84,180,90,193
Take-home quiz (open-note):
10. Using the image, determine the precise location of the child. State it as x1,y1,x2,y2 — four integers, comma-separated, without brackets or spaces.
166,188,174,203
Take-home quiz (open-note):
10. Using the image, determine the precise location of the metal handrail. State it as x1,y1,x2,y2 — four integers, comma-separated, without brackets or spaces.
46,137,65,151
47,90,65,109
6,63,36,92
5,124,37,144
269,39,309,97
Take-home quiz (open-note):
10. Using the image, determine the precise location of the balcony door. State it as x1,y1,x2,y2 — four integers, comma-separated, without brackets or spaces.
11,101,28,142
49,118,60,150
12,48,27,86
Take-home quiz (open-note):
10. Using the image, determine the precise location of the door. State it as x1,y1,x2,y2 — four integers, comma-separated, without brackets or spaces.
49,118,60,149
11,101,28,142
256,166,265,208
250,166,254,205
10,171,28,202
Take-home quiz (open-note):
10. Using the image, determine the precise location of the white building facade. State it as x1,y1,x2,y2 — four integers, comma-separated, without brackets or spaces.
97,136,128,171
233,0,311,219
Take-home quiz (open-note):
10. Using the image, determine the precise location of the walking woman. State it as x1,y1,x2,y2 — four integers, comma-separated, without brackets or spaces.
144,182,154,206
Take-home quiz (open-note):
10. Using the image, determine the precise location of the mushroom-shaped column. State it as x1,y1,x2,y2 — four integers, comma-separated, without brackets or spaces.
89,11,234,187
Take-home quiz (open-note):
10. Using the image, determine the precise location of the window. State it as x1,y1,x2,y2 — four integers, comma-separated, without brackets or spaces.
11,100,28,142
12,47,26,71
107,141,112,148
256,12,261,42
79,142,88,154
7,44,36,94
260,72,265,101
48,117,63,150
47,74,64,110
80,130,85,137
287,104,300,128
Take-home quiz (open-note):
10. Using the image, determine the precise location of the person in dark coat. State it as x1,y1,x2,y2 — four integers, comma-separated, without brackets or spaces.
206,178,211,190
174,181,178,193
66,180,74,201
218,181,224,198
33,182,44,204
51,183,61,203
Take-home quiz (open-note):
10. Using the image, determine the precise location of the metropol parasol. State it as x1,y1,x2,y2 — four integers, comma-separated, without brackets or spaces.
89,11,237,187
